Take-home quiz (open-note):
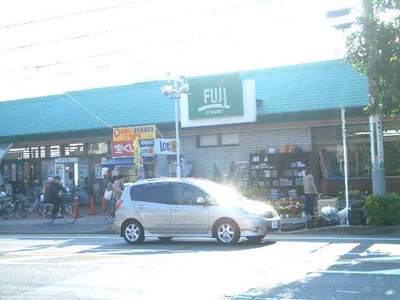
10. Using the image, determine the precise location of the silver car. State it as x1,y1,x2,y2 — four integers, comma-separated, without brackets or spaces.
114,178,281,245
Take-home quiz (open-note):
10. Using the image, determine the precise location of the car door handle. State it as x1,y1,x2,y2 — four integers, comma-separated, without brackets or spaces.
136,205,144,209
172,207,179,211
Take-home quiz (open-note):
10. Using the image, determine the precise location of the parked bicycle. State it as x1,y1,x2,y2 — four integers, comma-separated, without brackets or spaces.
29,193,46,216
12,193,29,218
42,192,77,224
0,192,14,219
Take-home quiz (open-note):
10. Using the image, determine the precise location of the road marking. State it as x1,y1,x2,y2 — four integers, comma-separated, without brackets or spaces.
268,235,400,242
336,290,360,294
224,296,308,300
320,268,400,276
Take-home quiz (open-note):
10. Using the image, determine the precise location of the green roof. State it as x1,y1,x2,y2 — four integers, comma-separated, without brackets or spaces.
0,59,367,141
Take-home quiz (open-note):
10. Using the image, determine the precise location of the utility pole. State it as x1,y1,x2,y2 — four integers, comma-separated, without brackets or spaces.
363,0,386,195
341,107,350,225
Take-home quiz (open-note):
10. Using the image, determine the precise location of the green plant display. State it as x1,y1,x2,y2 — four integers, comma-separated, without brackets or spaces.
365,193,400,225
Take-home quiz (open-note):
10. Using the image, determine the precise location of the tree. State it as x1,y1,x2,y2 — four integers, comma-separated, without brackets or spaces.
346,0,400,115
346,0,400,195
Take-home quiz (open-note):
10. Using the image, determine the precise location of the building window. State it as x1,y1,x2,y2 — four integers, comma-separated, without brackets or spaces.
199,135,219,147
88,143,109,155
221,133,239,146
198,133,239,148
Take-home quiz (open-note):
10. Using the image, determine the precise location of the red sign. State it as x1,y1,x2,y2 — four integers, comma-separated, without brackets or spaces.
112,141,133,157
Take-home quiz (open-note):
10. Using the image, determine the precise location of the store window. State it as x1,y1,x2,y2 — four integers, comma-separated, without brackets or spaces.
314,122,400,179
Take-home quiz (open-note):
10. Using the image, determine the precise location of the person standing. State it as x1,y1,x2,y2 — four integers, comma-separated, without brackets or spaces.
112,175,124,202
303,167,318,224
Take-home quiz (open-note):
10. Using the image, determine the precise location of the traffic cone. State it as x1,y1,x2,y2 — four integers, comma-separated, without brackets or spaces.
72,198,80,219
88,196,96,215
101,197,107,213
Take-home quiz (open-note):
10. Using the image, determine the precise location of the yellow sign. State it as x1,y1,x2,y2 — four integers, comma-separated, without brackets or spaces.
112,127,135,142
133,125,156,140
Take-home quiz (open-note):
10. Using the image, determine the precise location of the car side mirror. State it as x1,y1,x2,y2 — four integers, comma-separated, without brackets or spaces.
196,197,207,205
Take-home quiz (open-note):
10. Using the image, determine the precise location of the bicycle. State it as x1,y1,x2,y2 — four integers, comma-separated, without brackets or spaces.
12,194,29,218
29,194,46,216
0,193,14,219
42,194,77,224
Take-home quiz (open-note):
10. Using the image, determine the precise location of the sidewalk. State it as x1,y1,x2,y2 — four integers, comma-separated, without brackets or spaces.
1,214,399,236
0,207,113,234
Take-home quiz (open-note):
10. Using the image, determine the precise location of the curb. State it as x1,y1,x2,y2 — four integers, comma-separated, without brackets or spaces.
0,230,114,235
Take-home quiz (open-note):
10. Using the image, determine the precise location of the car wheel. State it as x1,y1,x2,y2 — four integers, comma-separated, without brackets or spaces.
158,237,172,242
215,219,240,245
123,220,145,245
247,235,265,244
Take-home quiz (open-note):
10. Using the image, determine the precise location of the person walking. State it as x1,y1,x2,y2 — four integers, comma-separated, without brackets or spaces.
303,167,318,227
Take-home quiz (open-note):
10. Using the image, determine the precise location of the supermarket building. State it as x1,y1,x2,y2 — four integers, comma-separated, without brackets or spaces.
0,59,399,197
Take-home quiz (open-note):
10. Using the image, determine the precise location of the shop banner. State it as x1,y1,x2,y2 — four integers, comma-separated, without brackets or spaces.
188,74,243,120
112,125,156,158
133,125,156,140
113,127,135,142
112,141,134,157
155,138,176,155
139,139,155,147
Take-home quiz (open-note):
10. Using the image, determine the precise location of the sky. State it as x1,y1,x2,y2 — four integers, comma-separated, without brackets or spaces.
0,0,360,101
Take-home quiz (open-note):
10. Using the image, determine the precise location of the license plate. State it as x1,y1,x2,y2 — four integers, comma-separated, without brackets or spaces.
271,220,279,229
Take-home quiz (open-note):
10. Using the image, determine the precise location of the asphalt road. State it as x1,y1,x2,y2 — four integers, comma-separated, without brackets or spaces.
0,234,399,300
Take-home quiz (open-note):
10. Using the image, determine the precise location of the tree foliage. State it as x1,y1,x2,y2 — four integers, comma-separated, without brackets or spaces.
346,0,400,115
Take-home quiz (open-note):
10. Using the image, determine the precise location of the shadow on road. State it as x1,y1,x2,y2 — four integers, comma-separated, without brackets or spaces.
77,238,277,255
4,236,276,256
225,242,400,300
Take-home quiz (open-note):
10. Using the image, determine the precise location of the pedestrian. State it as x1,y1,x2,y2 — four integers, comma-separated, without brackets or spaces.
112,175,124,202
303,167,318,227
43,177,53,203
48,176,66,218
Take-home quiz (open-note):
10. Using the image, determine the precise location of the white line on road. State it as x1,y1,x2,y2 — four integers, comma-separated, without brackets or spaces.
224,296,308,300
319,268,400,276
268,235,400,242
336,290,360,294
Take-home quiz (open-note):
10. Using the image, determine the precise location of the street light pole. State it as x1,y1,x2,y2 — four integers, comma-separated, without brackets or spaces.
162,77,188,178
174,93,181,178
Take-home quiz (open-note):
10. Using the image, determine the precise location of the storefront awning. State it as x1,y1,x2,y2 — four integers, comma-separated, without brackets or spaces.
101,157,134,168
0,143,13,161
